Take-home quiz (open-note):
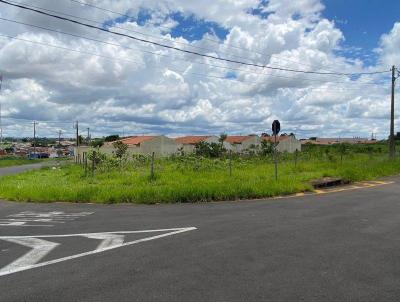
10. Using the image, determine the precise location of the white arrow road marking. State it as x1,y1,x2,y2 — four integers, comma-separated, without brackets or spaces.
0,238,59,276
0,227,197,277
85,233,125,249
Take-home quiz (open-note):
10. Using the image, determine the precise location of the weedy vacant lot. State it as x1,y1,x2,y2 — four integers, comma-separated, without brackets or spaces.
0,144,399,203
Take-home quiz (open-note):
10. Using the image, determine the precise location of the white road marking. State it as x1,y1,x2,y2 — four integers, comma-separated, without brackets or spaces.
0,211,94,227
85,233,125,249
0,227,197,277
0,238,59,275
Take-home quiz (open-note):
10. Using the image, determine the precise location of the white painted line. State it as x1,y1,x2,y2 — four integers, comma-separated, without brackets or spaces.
1,211,94,228
0,227,197,277
0,238,59,275
0,224,53,227
0,219,66,223
85,233,125,249
0,228,197,239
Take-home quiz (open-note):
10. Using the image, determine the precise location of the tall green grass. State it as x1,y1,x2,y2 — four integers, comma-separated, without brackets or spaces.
0,154,399,204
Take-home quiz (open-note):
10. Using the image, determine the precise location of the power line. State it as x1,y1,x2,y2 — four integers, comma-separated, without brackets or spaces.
6,0,257,64
0,0,390,77
68,0,268,56
7,0,389,79
0,17,385,87
67,0,391,77
0,33,389,90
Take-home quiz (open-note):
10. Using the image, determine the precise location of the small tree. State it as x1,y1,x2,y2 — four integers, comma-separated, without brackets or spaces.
105,135,120,142
260,140,273,156
219,133,227,150
195,142,223,158
91,138,104,148
113,140,128,159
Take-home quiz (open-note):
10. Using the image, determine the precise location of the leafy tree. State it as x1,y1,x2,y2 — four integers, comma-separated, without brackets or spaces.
78,135,85,145
112,140,128,159
219,133,227,149
260,140,273,155
105,135,120,142
91,138,104,148
195,142,224,158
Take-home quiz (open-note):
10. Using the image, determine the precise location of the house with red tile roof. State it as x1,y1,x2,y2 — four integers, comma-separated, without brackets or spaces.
77,135,181,157
225,135,261,153
174,135,220,153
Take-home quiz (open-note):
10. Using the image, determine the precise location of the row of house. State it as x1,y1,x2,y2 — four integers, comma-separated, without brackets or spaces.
0,141,76,158
75,135,302,158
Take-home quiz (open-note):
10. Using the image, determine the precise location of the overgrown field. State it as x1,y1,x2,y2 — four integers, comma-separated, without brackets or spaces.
0,145,399,203
0,156,42,168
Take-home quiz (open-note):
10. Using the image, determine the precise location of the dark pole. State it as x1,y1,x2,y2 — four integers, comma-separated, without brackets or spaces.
274,134,278,181
389,66,396,158
33,121,37,157
76,121,79,148
58,130,62,147
150,152,155,180
75,121,79,163
229,150,232,176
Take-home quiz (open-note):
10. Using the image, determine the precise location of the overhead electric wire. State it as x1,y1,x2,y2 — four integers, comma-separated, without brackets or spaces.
8,0,389,80
0,17,385,87
69,0,266,55
6,0,259,65
67,0,390,77
0,0,390,77
0,33,389,91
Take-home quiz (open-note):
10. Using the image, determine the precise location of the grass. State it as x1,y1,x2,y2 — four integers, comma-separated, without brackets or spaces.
0,157,43,168
0,153,399,204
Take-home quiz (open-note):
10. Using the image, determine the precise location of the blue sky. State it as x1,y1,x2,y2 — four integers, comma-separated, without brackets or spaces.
1,0,399,138
323,0,400,64
111,0,400,66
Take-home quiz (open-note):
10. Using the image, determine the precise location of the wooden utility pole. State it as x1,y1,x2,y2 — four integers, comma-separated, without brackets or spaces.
389,66,396,158
33,121,38,157
87,127,90,145
58,130,62,147
75,121,79,147
74,121,79,163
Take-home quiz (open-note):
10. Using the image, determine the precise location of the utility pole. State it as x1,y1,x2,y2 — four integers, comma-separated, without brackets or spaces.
74,121,79,163
87,127,90,145
33,121,38,157
58,130,62,147
75,121,79,147
389,66,399,158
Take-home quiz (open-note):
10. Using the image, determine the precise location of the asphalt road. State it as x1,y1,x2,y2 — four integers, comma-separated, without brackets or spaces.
0,161,59,177
1,178,400,301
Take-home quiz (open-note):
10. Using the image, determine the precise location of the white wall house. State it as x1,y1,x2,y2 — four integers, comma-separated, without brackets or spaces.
75,135,181,158
225,136,261,153
263,135,301,153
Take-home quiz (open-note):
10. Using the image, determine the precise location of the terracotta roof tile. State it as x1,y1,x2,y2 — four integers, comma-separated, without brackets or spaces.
225,136,254,144
262,136,290,142
174,136,211,145
116,136,157,146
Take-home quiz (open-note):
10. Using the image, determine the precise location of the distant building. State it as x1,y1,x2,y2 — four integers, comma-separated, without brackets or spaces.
301,137,378,145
